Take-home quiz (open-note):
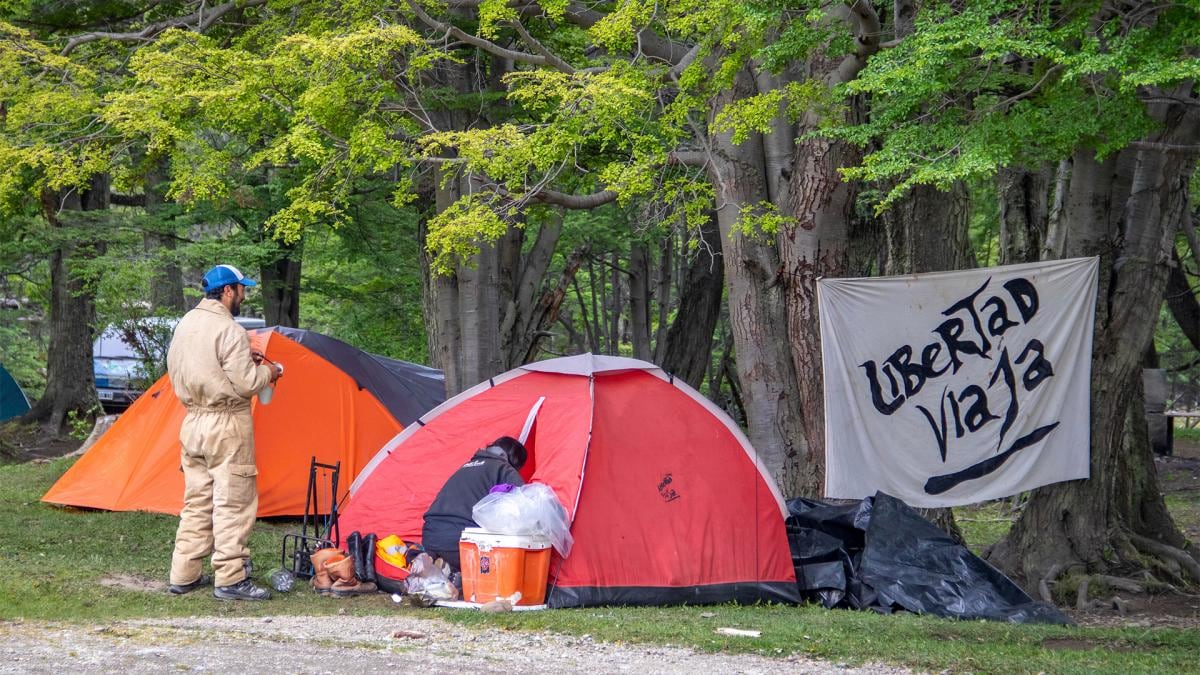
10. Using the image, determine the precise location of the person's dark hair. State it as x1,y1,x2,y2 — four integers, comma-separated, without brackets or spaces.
204,283,232,300
489,436,527,470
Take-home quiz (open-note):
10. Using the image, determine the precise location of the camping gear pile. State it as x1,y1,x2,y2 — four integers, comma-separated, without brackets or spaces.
307,532,380,597
786,492,1072,625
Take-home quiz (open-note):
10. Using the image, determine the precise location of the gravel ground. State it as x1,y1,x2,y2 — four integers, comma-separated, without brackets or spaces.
0,614,910,674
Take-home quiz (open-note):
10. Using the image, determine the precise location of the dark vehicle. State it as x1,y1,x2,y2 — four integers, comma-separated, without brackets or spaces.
94,317,266,412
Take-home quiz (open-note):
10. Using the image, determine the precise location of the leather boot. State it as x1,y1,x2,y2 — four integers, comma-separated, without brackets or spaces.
360,533,378,584
308,547,344,596
326,554,355,585
328,552,378,597
346,532,366,582
331,576,379,598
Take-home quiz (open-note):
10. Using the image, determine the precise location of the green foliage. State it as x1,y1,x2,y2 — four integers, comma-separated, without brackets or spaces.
0,320,45,400
828,1,1200,208
732,201,794,240
65,405,102,440
300,192,429,362
0,22,110,211
106,19,431,241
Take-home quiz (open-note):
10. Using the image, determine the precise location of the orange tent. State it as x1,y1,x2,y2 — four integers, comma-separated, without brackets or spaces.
43,327,445,517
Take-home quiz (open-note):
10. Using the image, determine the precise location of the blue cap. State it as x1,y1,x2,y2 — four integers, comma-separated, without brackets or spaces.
202,264,257,290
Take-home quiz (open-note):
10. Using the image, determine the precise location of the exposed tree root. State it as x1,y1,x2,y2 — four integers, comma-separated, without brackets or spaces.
1129,532,1200,584
1091,574,1146,594
1039,563,1064,604
1038,562,1083,604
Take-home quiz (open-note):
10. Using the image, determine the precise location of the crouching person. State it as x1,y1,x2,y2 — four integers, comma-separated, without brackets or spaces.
421,436,527,573
166,264,282,601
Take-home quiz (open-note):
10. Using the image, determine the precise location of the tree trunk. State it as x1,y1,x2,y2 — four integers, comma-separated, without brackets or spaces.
659,215,725,388
997,165,1052,265
988,100,1200,586
425,169,467,392
883,181,974,274
1165,248,1200,352
503,214,565,367
779,109,860,496
651,236,672,361
629,238,653,361
143,164,186,313
261,239,302,327
457,238,504,381
26,176,109,433
513,246,588,364
707,67,807,494
608,252,621,350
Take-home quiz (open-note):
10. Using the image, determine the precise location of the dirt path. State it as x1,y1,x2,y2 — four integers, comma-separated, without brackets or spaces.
0,615,908,674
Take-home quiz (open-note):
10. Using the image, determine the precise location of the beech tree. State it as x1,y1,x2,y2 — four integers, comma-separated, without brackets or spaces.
833,1,1200,583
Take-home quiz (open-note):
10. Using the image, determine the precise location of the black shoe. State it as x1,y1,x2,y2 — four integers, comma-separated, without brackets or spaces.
213,578,272,601
361,533,378,584
168,575,211,595
346,532,365,581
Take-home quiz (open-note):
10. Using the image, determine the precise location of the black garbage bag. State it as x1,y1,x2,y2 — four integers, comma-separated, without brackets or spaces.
785,492,1072,625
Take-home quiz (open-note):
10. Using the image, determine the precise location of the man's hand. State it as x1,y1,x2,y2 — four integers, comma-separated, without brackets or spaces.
251,349,265,365
269,363,284,383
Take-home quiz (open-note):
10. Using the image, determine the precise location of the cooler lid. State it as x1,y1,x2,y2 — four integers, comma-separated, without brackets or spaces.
460,527,551,550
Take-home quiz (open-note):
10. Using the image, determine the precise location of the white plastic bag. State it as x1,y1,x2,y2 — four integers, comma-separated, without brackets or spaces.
404,552,459,602
472,482,574,557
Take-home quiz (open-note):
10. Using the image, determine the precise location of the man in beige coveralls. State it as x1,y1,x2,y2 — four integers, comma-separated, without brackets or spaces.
166,264,282,601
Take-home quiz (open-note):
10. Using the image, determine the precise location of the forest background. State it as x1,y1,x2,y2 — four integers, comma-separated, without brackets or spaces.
1,0,1199,592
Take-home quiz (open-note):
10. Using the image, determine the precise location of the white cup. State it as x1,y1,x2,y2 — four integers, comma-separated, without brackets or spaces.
258,385,274,405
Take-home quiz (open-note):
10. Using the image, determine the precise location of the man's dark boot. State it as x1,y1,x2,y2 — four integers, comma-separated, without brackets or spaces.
346,532,366,582
213,578,272,601
361,533,378,584
168,575,210,595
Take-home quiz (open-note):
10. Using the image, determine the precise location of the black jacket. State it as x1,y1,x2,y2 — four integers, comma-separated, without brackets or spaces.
421,446,525,553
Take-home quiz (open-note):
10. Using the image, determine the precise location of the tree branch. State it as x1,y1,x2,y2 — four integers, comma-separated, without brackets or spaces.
409,0,570,71
61,0,268,55
1129,141,1200,153
667,150,710,167
559,1,693,64
508,18,575,74
669,42,704,78
827,0,884,86
531,187,618,209
442,0,695,65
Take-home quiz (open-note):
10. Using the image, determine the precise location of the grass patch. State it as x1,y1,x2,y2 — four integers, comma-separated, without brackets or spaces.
955,500,1018,552
440,604,1199,674
4,458,1200,673
1164,492,1200,543
1170,425,1200,442
0,456,396,621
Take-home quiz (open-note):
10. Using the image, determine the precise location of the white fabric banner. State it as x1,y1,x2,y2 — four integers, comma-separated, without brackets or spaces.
819,257,1098,507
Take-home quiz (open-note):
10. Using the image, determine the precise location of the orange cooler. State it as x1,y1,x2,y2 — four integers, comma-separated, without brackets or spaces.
459,528,552,606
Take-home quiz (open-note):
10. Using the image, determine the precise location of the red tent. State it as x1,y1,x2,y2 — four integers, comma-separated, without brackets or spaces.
43,327,445,517
338,354,799,607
